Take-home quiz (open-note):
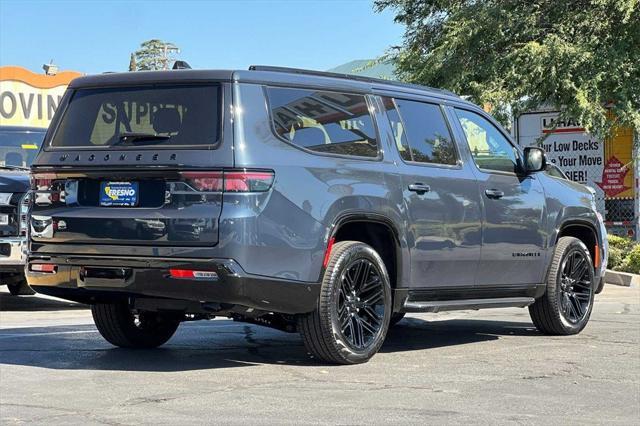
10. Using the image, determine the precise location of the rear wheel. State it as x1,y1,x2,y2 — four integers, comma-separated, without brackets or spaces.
298,241,391,364
91,303,181,348
529,237,595,335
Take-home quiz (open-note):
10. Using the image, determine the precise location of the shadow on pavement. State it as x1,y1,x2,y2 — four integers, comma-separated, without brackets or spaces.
0,316,539,371
0,291,87,311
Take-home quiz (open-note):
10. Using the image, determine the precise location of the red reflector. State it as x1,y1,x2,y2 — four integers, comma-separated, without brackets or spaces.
169,269,218,280
323,237,336,268
31,264,57,273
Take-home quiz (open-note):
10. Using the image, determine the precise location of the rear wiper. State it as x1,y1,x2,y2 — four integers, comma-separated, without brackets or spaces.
115,132,171,145
0,164,29,171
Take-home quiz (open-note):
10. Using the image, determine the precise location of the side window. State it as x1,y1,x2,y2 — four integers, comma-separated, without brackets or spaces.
382,98,412,161
266,87,378,158
455,109,519,173
386,98,458,165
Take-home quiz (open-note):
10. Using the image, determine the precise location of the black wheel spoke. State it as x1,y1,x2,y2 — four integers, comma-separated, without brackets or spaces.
558,248,593,324
337,257,386,350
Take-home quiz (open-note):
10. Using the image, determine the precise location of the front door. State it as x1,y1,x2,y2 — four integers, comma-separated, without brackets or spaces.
453,108,547,286
382,97,483,288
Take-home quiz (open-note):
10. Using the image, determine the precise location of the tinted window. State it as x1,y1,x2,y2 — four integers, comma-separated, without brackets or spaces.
455,109,518,173
388,98,457,165
50,85,220,148
0,129,46,167
382,98,412,162
267,87,378,158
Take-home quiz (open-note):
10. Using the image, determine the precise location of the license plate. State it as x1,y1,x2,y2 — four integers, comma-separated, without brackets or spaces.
100,181,139,207
0,214,8,225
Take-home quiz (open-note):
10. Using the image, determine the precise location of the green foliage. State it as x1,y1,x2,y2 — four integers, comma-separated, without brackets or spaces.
608,245,625,270
607,234,640,274
133,39,180,71
375,0,640,136
608,234,636,252
618,244,640,274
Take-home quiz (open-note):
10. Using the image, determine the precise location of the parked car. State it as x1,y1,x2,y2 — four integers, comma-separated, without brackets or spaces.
0,125,45,295
27,67,605,364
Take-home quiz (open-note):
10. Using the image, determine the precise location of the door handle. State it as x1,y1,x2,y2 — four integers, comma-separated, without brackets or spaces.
485,189,505,199
408,183,431,194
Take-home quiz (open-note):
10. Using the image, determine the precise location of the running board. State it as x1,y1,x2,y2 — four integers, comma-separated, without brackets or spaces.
403,297,535,313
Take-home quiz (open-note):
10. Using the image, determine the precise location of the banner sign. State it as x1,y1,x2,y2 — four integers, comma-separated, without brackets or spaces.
0,66,81,128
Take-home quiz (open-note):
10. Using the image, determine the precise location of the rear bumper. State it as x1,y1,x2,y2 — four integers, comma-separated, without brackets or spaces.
27,255,320,314
0,236,27,270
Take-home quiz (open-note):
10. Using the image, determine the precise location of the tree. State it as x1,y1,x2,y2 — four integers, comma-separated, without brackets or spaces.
133,39,180,71
375,0,640,137
128,53,137,72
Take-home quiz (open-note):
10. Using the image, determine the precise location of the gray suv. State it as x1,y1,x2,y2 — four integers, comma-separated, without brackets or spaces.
27,67,605,364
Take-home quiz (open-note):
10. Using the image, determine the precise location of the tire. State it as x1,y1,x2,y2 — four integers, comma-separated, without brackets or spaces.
389,312,406,327
6,278,35,296
298,241,392,364
529,237,596,335
91,303,181,348
594,276,605,294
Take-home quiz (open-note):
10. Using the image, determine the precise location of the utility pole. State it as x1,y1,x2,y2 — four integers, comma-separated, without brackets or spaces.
162,44,180,70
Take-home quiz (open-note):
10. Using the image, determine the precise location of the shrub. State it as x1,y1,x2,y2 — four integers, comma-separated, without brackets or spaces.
607,235,636,252
618,244,640,275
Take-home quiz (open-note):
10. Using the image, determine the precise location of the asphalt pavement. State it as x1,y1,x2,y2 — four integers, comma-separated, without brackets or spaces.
1,284,638,425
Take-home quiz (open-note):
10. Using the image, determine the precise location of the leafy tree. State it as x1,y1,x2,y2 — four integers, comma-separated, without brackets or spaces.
128,53,137,72
133,39,180,71
375,0,640,137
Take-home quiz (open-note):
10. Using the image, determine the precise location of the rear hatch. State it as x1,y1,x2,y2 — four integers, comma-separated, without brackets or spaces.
31,78,233,253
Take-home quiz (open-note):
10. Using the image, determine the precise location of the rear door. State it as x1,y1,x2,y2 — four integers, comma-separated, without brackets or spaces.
30,82,233,254
380,96,482,288
451,108,547,286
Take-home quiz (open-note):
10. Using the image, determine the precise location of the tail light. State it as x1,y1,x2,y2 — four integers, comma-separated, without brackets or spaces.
30,263,57,273
180,170,274,193
31,173,62,205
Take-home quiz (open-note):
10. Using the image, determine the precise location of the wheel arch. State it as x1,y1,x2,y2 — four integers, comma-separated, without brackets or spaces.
329,213,405,290
555,220,600,270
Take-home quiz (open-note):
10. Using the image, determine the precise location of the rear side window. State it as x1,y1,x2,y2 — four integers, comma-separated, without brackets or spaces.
50,85,220,148
266,87,378,158
385,98,458,165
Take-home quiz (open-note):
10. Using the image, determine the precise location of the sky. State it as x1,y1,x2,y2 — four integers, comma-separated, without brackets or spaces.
0,0,404,75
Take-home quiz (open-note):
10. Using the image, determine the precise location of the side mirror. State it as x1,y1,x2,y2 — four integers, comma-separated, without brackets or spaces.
523,147,546,173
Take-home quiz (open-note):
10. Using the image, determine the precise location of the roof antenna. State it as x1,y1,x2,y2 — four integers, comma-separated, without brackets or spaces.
172,60,191,70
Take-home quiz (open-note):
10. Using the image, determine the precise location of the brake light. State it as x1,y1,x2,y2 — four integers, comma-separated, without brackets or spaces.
169,269,218,280
180,170,274,193
30,263,57,273
180,172,224,192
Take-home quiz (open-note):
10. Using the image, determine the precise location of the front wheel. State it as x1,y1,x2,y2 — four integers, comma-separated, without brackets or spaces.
529,237,595,335
298,241,392,364
91,303,182,348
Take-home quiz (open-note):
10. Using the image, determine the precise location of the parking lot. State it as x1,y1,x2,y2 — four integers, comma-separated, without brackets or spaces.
1,284,638,425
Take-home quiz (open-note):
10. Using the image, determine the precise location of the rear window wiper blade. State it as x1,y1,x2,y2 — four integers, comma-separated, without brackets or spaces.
115,132,171,145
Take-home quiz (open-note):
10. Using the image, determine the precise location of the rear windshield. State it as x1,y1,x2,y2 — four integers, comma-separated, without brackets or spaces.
0,128,46,167
50,85,220,148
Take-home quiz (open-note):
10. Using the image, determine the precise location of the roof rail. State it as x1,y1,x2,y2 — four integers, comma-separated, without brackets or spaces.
248,65,458,98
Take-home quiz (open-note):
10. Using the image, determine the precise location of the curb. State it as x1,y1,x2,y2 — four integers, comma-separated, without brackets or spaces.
605,270,640,287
